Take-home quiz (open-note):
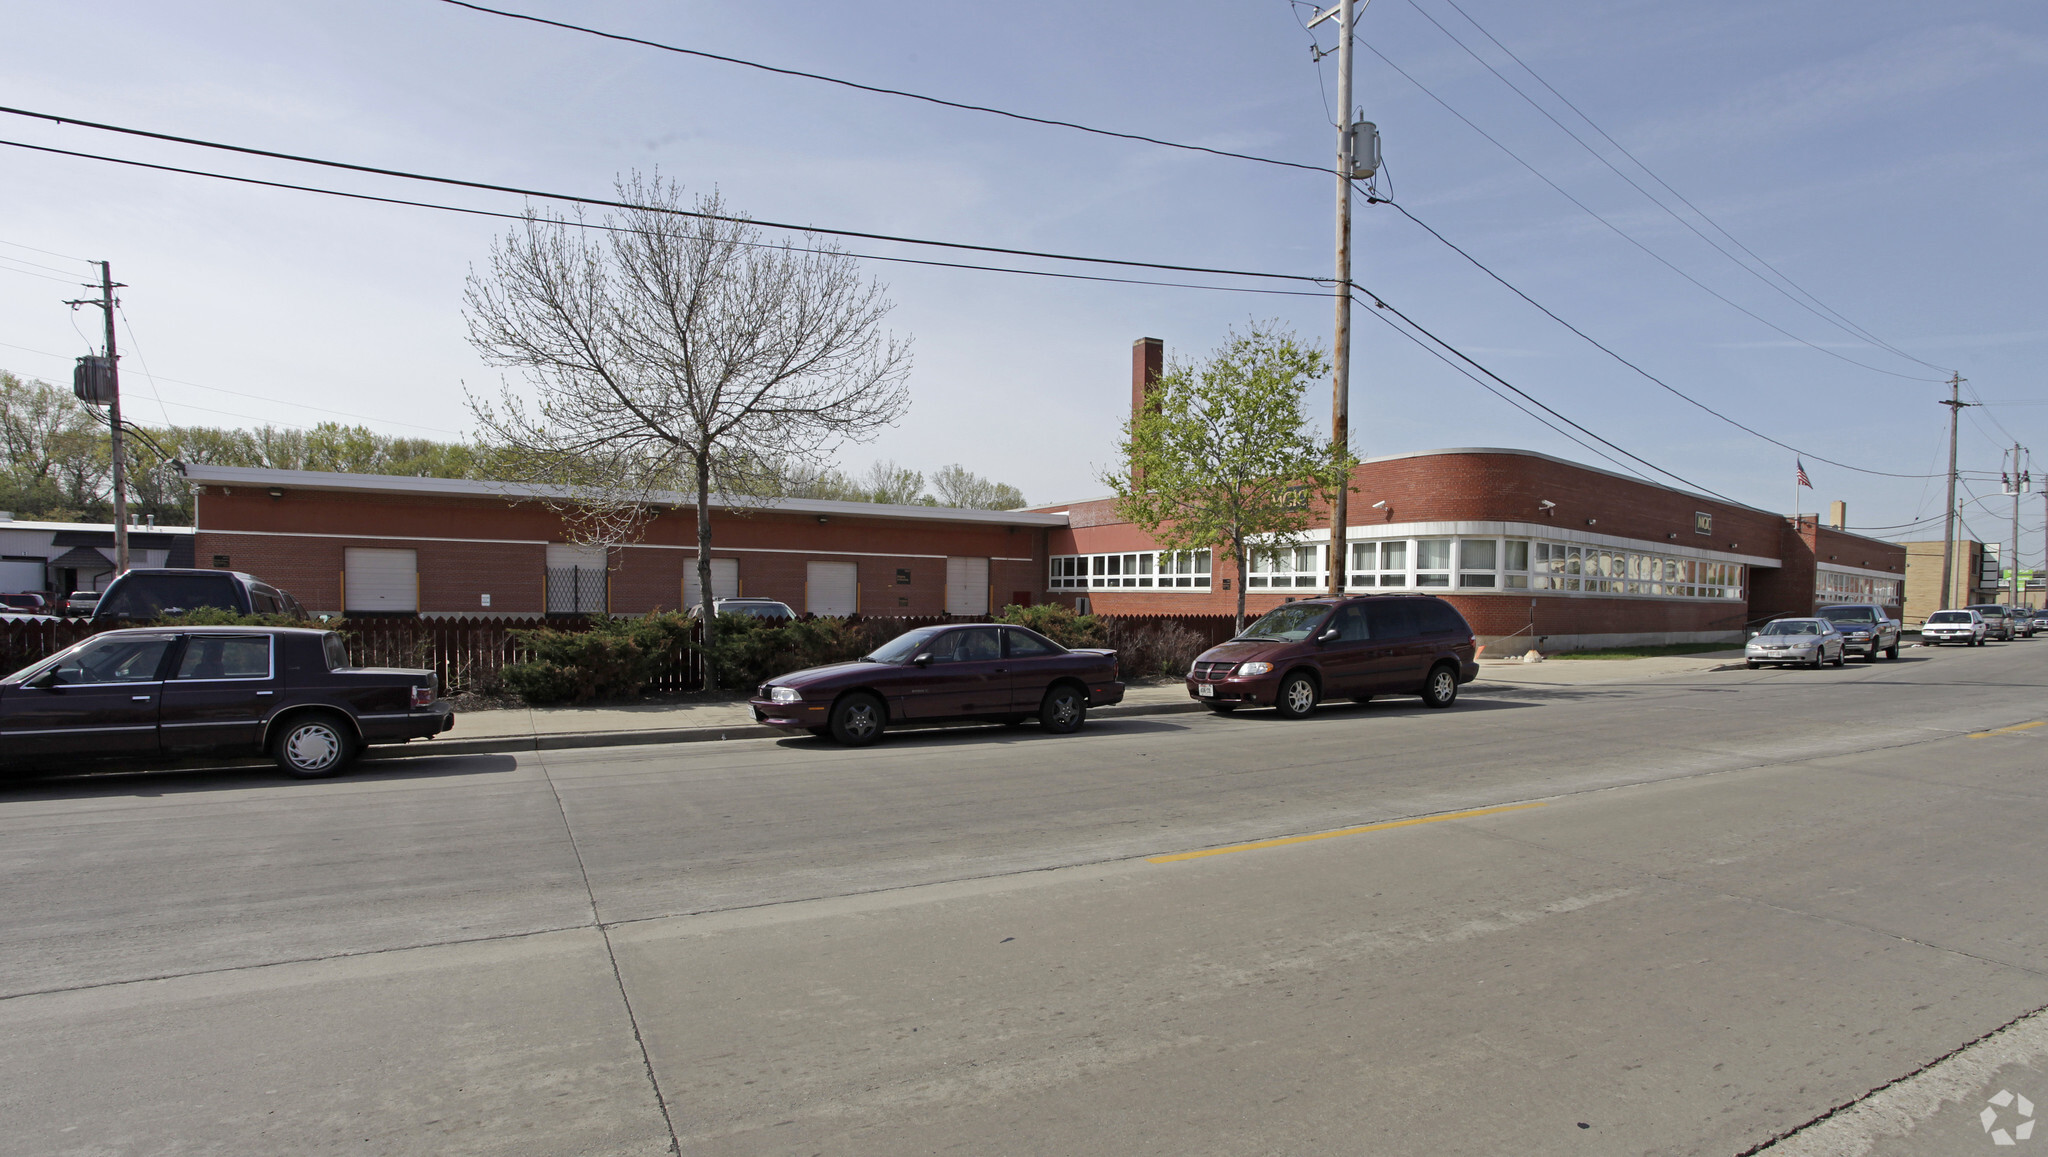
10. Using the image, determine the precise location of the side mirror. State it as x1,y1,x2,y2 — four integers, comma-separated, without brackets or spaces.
1318,628,1340,643
29,668,63,689
1748,631,1759,638
912,653,932,667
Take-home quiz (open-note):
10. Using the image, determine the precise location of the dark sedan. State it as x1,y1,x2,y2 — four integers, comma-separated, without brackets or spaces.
0,626,454,778
749,623,1124,745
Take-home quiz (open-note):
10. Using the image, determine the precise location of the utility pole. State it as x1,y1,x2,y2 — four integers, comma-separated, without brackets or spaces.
1309,0,1370,596
2006,444,2030,607
1937,373,1976,610
66,262,129,573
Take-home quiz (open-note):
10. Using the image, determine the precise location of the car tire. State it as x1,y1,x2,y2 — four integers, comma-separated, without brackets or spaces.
1864,646,1879,663
1205,703,1238,714
1421,663,1460,709
272,712,357,779
1832,649,1846,667
829,693,885,746
1886,643,1899,658
1807,651,1823,669
1039,683,1087,734
1274,672,1319,719
1746,660,1759,670
1353,694,1374,705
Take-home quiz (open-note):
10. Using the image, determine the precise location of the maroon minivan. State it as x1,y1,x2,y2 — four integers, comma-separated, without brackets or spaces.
1186,594,1479,718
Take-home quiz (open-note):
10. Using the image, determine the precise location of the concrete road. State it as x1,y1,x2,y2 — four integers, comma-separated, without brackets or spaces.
3,642,2046,1155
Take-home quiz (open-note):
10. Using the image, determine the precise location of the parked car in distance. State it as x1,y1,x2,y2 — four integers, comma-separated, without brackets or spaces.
1964,604,2014,642
1920,609,1987,646
1814,604,1900,661
691,597,797,621
2005,607,2034,638
91,568,307,623
1186,594,1479,718
750,623,1123,745
62,590,99,617
1745,618,1846,668
0,626,453,778
0,593,50,612
2032,610,2048,633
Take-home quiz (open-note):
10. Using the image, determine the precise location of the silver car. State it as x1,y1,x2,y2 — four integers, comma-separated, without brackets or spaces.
1746,618,1846,669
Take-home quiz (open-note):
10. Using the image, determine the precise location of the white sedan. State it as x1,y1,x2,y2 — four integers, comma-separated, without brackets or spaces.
1746,618,1846,669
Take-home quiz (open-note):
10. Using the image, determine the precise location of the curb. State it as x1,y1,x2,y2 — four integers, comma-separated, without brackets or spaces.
418,697,1213,757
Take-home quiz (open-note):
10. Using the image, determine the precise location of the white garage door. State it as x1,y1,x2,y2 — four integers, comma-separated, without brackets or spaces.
806,561,858,618
945,556,989,616
0,559,46,595
684,557,740,611
345,548,418,614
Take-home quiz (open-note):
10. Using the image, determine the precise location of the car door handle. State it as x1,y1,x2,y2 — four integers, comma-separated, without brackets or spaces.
256,690,274,696
131,695,151,701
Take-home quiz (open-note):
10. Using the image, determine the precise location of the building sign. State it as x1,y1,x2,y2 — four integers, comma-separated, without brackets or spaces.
895,568,911,585
1282,485,1313,512
1693,511,1713,535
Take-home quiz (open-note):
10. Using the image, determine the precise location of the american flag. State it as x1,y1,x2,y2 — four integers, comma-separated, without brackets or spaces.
1796,459,1812,489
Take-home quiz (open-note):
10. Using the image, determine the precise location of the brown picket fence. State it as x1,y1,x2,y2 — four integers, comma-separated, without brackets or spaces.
0,611,1244,693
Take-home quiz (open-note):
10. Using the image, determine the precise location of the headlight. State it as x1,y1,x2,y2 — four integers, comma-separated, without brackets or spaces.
1239,661,1273,677
769,685,803,704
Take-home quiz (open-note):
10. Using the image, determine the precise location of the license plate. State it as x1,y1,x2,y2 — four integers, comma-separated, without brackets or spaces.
1198,683,1215,697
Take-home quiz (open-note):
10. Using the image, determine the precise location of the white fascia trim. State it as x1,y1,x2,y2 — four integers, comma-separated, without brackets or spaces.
180,464,1066,528
1260,520,1780,568
203,528,551,546
1816,561,1905,581
620,542,1036,563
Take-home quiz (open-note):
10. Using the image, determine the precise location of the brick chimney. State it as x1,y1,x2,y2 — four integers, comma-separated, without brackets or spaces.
1131,337,1163,489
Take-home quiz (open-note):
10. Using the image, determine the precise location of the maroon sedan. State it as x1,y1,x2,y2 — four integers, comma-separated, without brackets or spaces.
749,623,1124,745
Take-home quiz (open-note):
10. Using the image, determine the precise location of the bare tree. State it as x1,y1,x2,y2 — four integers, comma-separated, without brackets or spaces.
464,174,912,687
930,463,1026,510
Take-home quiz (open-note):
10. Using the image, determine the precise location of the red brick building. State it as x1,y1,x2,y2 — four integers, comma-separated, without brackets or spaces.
180,465,1059,620
175,337,1907,650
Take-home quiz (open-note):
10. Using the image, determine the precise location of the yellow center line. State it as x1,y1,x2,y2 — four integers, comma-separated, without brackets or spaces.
1147,802,1548,864
1967,720,2047,738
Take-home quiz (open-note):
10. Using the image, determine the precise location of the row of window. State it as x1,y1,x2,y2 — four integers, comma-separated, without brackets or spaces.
1816,569,1902,605
1243,538,1744,600
1048,550,1213,590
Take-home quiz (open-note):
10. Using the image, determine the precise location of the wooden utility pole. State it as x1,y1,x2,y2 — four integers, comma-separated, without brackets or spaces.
66,262,129,573
1311,0,1363,596
1937,373,1975,610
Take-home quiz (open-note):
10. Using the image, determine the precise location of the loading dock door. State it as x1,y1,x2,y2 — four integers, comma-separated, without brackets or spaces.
945,557,989,616
0,558,46,594
344,548,418,614
684,558,740,611
806,561,858,618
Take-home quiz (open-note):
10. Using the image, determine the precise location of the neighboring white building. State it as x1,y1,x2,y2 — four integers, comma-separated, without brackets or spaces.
0,513,195,595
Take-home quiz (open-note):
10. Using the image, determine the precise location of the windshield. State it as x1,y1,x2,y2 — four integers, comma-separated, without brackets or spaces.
1816,606,1877,623
1235,603,1333,642
1928,611,1972,623
1760,620,1822,636
866,626,946,664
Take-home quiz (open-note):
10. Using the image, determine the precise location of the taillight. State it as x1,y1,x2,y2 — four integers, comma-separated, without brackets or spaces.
411,684,435,709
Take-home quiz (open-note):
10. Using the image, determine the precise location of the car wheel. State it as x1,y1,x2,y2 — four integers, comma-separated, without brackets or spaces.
1746,660,1759,670
1863,645,1879,663
1807,651,1823,669
272,712,357,779
1832,648,1846,667
1039,684,1087,734
829,693,885,746
1274,672,1319,719
1421,663,1460,709
1354,694,1374,705
1886,643,1899,658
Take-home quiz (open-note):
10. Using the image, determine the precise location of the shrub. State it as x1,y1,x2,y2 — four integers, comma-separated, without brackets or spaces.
995,603,1107,648
693,613,873,690
1105,619,1207,679
502,613,691,704
157,607,314,628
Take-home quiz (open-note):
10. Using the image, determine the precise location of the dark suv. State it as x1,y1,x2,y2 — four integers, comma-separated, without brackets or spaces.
1187,594,1479,718
92,568,307,623
1814,604,1900,661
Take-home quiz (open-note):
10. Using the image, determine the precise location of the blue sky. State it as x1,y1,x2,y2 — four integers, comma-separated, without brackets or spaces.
2,1,2043,553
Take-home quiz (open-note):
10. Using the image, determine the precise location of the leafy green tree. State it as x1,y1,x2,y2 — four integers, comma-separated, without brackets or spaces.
1101,324,1350,630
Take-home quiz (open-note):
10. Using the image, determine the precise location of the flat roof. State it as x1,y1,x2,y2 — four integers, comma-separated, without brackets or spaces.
0,519,193,534
178,464,1068,528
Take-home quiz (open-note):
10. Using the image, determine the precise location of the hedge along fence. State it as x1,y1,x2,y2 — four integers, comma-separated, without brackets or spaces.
0,610,1244,695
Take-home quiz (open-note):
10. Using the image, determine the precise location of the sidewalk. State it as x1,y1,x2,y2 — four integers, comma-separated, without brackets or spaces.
414,652,1751,757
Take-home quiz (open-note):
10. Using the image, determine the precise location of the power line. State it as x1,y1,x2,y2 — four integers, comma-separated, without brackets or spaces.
0,257,87,285
1379,196,1948,480
437,0,1332,176
1349,292,1736,501
1412,0,1949,377
0,236,93,263
1353,38,1946,383
0,105,1337,288
0,136,1342,303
